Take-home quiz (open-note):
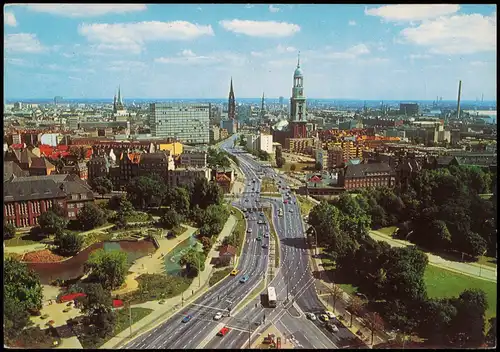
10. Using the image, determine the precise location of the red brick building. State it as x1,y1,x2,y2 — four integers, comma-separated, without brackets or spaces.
3,174,95,228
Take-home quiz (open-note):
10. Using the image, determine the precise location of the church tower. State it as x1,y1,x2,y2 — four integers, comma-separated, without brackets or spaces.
228,77,236,120
290,52,306,122
289,52,308,138
113,86,127,122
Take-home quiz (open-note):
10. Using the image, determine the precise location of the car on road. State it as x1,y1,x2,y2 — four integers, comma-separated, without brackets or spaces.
284,200,288,204
262,243,268,248
306,312,317,321
326,322,339,332
264,233,269,238
260,212,264,216
247,228,252,233
230,269,239,276
214,312,223,321
325,311,335,319
319,314,329,322
217,327,230,336
245,199,249,202
256,236,262,241
182,315,192,323
289,208,294,213
240,275,249,283
257,220,264,224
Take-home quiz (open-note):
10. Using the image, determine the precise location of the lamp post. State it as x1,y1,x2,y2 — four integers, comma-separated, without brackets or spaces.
248,317,252,349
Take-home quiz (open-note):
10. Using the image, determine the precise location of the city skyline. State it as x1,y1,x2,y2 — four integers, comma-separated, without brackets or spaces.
4,4,497,101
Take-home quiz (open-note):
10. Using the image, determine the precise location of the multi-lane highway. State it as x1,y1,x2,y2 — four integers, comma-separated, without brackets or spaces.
122,137,270,349
205,145,358,349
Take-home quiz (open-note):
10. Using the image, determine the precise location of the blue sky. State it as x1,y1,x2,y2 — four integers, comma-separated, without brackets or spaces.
4,4,497,100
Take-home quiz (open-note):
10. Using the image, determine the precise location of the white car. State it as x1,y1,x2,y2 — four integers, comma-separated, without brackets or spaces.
325,311,335,319
307,312,317,321
247,228,252,233
214,312,223,320
289,209,294,213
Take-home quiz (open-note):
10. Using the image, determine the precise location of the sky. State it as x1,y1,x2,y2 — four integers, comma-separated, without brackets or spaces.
3,4,497,101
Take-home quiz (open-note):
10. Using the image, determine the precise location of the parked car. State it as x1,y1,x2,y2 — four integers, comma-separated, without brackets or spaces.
325,311,335,319
262,243,268,249
326,322,339,333
217,327,230,336
319,314,329,322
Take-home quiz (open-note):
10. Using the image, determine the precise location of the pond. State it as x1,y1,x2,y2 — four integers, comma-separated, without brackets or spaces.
25,240,157,285
163,235,203,276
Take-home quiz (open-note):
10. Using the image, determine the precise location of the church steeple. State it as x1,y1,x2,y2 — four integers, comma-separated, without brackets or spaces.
228,77,236,120
117,85,122,105
290,52,306,122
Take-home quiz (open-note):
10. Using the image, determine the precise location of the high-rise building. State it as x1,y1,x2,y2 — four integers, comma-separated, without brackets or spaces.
149,103,210,145
260,92,266,121
228,78,236,120
279,96,284,106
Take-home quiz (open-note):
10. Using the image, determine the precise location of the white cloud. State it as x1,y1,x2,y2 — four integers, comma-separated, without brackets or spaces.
245,4,254,9
106,60,147,72
408,54,431,60
26,4,147,17
4,58,32,67
348,20,356,26
276,44,297,53
155,50,247,66
78,21,215,53
4,33,45,53
269,5,280,13
400,12,496,54
365,4,460,22
219,19,300,37
4,12,17,27
197,7,202,11
309,44,370,60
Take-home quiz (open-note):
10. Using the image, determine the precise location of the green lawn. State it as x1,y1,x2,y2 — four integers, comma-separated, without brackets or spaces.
424,265,497,320
320,250,359,295
4,233,40,247
126,212,152,223
261,177,278,193
376,226,398,236
209,268,232,287
230,206,246,257
296,195,316,216
263,207,280,268
279,162,314,172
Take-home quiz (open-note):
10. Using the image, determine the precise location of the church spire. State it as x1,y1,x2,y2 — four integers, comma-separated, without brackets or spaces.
228,77,236,120
117,85,122,104
297,51,300,68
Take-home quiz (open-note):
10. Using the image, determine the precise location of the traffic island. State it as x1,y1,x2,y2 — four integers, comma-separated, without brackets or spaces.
250,323,295,349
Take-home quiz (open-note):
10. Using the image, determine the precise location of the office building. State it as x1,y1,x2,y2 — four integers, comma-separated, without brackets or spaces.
150,103,210,144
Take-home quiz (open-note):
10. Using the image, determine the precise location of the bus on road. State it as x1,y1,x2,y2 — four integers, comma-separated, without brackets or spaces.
267,286,277,308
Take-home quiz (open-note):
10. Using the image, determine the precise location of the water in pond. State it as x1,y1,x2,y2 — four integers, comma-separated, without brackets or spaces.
25,240,156,285
164,235,202,276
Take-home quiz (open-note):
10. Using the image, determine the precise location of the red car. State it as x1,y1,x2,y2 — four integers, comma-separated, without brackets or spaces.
217,327,230,337
284,200,288,204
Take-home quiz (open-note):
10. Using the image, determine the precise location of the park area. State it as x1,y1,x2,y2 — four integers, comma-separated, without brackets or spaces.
260,177,278,193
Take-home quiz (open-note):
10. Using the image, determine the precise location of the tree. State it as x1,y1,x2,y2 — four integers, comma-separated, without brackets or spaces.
76,283,116,339
126,175,166,209
166,187,191,215
4,258,43,315
57,232,84,256
108,195,123,211
113,211,128,229
180,248,206,277
315,162,323,171
84,249,128,290
38,210,68,235
346,296,364,328
200,236,213,254
77,203,106,231
329,284,343,311
364,311,384,345
418,298,457,345
4,295,32,342
118,196,134,215
4,222,16,240
92,177,113,197
276,156,285,168
290,163,297,172
190,177,223,209
449,289,488,347
160,209,182,229
49,202,67,217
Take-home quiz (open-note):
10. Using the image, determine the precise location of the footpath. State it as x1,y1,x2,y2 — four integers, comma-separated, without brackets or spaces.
101,215,238,349
369,230,497,282
310,255,386,347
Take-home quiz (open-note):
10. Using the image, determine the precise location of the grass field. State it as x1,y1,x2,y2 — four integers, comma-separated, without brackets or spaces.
477,255,497,268
279,162,314,172
261,177,278,193
376,226,398,236
4,233,40,247
230,206,246,258
263,207,280,268
320,250,359,295
296,195,316,216
209,268,232,287
172,225,188,237
424,265,497,320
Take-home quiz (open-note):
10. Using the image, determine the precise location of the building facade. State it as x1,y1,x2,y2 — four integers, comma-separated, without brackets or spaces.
4,174,95,228
150,103,210,144
167,168,211,188
180,150,208,168
343,163,395,191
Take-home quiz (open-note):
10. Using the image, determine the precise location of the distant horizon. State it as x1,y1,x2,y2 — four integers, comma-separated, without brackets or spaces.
5,98,497,104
